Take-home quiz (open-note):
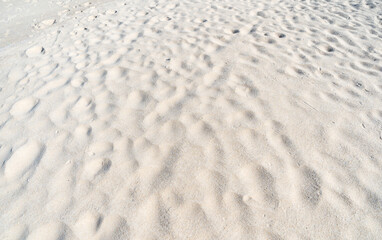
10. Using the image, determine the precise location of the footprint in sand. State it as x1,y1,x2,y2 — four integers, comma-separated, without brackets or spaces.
4,141,44,181
25,45,45,58
10,97,39,118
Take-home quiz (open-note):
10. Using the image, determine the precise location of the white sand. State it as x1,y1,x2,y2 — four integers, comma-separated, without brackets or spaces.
1,0,382,239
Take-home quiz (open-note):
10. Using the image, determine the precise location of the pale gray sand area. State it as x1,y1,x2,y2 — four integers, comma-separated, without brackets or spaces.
0,0,382,239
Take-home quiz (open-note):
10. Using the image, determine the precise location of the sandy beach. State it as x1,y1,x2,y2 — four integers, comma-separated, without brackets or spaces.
0,0,382,239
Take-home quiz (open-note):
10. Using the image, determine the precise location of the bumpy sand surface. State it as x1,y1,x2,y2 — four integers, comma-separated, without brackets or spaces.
1,0,382,239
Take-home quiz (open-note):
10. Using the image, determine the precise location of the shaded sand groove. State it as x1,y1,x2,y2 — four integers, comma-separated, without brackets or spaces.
0,0,382,239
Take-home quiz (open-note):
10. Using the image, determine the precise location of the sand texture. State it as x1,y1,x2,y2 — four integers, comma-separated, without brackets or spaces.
1,0,382,239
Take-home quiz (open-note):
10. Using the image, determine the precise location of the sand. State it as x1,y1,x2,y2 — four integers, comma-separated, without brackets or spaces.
0,0,382,239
